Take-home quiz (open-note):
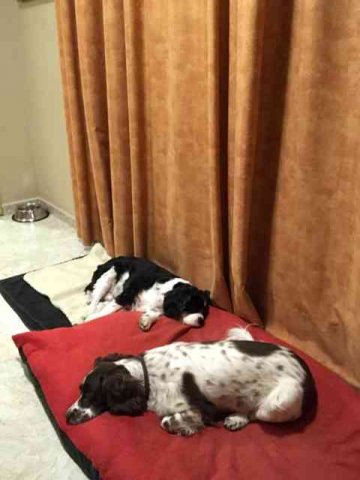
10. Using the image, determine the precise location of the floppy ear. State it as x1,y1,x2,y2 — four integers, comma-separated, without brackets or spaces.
103,367,145,416
94,353,124,366
108,395,145,416
163,289,184,319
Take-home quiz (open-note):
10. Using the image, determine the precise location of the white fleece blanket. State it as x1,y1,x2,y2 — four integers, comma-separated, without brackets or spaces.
0,332,85,480
24,243,111,325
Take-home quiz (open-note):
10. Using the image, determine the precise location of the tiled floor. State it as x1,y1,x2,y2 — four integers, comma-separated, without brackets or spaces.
0,212,87,335
0,213,87,280
0,213,87,479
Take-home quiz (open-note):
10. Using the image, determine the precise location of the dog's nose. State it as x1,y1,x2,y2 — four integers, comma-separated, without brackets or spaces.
197,317,205,327
66,407,82,425
182,313,205,327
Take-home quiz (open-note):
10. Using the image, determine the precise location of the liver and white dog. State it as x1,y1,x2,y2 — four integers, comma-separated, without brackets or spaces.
85,257,211,331
66,329,317,435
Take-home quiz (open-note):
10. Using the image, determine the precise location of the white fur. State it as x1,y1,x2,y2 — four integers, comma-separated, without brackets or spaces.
88,266,117,313
113,272,130,298
86,299,121,321
182,313,204,327
255,378,303,422
66,399,96,421
226,327,254,341
114,358,144,379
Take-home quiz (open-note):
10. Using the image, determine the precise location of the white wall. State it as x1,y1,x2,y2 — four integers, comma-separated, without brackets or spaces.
0,0,75,216
20,0,75,215
0,0,37,204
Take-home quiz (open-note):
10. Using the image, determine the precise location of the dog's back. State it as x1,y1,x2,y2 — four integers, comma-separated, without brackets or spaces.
85,256,175,293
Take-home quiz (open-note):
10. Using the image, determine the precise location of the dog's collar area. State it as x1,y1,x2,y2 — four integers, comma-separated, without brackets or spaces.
139,354,150,409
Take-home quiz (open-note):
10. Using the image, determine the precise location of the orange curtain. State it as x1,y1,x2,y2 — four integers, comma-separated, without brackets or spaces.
56,0,360,386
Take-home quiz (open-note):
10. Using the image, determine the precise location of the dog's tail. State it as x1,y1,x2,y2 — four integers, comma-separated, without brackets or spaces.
226,326,254,342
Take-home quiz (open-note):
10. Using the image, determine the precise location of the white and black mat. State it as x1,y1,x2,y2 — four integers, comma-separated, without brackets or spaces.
0,274,71,331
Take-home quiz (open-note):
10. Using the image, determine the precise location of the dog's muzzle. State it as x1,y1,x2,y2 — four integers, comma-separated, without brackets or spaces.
66,402,94,425
182,313,204,327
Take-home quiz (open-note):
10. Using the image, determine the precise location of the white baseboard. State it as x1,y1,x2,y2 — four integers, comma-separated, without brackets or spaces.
2,197,76,228
37,197,76,227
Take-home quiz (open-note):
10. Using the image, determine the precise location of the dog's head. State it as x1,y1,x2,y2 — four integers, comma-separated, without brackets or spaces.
66,354,146,425
163,284,211,327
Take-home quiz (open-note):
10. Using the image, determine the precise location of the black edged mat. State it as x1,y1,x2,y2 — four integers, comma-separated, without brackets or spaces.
0,274,72,330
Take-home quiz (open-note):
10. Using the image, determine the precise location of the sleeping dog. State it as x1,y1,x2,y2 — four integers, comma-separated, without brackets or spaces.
66,329,317,435
85,256,211,330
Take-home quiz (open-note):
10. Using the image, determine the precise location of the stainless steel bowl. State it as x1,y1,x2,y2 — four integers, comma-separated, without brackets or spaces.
12,202,49,223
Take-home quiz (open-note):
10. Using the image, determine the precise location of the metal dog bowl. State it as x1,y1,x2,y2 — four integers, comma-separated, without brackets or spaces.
12,202,49,223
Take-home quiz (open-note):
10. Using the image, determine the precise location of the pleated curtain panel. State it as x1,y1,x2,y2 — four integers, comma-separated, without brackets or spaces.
55,0,360,386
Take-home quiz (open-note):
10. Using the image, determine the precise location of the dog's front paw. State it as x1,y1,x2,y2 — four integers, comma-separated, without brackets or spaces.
223,415,249,431
139,314,152,332
139,313,158,332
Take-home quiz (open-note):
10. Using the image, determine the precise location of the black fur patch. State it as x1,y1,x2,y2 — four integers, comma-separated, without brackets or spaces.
181,372,228,424
232,340,280,356
70,359,147,423
163,284,210,321
102,365,146,416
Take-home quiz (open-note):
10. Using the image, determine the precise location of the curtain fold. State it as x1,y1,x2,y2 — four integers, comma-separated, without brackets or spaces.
55,0,360,385
227,0,266,324
56,0,232,311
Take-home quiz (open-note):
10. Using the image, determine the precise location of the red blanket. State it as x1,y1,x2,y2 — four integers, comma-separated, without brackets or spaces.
13,307,360,480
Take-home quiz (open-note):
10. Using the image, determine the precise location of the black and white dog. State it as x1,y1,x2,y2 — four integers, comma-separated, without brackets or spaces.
66,329,317,435
85,257,211,331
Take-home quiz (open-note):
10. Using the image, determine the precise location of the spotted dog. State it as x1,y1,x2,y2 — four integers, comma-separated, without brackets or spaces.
66,328,317,435
85,256,211,331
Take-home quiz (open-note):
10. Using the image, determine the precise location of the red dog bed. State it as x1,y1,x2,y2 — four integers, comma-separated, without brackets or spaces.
13,307,360,480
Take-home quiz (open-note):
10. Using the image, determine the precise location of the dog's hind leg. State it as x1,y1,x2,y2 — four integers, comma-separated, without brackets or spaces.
88,267,117,314
86,300,121,321
161,409,204,436
254,378,303,423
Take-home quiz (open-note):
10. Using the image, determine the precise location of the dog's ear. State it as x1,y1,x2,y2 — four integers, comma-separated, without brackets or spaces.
94,353,124,367
163,300,181,319
103,367,145,416
163,288,185,319
108,395,145,416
